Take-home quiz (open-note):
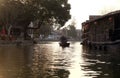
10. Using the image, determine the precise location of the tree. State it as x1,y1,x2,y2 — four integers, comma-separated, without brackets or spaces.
0,0,71,39
39,23,52,38
67,20,77,39
67,25,77,38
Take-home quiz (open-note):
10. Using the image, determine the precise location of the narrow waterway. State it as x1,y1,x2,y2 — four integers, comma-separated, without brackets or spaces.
0,41,120,78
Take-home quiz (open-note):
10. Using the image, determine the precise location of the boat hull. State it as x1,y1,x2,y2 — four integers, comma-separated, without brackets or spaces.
59,43,70,47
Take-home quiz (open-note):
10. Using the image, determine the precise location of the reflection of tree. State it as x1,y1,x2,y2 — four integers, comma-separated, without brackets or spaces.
0,46,34,78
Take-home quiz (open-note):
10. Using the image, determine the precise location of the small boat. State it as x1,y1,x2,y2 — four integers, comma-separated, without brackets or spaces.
59,42,70,47
59,36,70,47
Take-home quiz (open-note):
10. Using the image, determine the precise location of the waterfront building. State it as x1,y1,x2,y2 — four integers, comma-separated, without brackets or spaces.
81,10,120,51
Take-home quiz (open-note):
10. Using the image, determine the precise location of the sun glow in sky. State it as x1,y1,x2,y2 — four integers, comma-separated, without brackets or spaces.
68,0,120,29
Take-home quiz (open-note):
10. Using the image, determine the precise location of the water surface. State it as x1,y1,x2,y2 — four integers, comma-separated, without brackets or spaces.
0,41,120,78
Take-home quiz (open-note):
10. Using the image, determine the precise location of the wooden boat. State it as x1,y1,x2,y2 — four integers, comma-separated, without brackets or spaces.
59,42,70,47
59,36,70,47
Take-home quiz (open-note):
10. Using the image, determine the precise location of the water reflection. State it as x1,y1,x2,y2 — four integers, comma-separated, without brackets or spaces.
32,42,71,78
33,42,93,78
82,46,120,78
0,45,33,78
0,42,120,78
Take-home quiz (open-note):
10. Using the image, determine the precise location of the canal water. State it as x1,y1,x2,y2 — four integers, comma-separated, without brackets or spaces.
0,41,120,78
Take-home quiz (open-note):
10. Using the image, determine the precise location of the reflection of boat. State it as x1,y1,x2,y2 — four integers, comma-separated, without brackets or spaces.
59,42,70,47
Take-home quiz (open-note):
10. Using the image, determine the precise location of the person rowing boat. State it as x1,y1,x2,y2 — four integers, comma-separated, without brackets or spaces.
59,36,70,47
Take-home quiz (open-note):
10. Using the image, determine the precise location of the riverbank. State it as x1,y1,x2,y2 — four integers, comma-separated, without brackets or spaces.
0,40,33,46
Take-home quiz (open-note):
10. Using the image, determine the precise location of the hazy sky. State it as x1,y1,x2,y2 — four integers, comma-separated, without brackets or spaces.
68,0,120,29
